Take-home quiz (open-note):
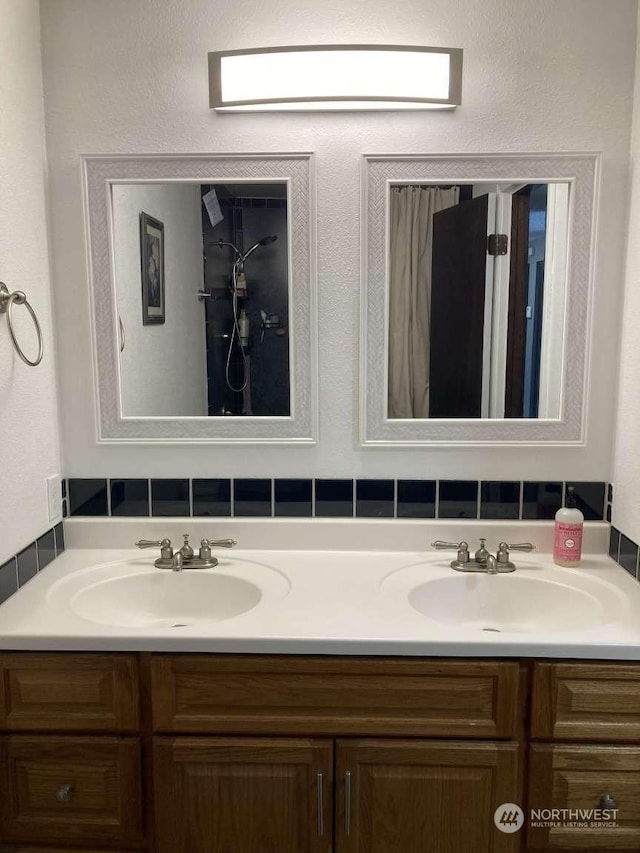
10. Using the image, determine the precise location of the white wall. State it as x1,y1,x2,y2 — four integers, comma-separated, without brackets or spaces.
0,0,61,562
614,4,640,541
112,183,207,417
41,0,636,479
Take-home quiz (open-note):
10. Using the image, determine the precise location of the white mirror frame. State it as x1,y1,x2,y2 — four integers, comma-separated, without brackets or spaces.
360,153,599,446
82,153,317,444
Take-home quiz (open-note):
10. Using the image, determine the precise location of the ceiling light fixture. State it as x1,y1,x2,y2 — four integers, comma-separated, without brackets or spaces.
209,45,463,112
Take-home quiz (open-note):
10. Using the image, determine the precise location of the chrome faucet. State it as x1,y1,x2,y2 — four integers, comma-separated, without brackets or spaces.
135,534,237,571
431,538,534,573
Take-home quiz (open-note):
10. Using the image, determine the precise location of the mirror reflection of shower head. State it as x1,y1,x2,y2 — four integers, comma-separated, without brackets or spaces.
241,235,278,262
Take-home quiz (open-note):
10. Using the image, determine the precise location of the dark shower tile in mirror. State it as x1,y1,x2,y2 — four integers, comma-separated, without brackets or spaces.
36,529,56,570
608,483,613,503
275,479,312,517
566,482,606,521
61,479,66,498
607,504,612,523
110,479,149,517
609,526,621,561
233,479,272,517
438,481,479,519
618,534,639,578
16,543,38,586
314,480,354,518
480,482,520,520
54,522,65,555
397,480,436,518
0,558,17,604
522,482,563,520
193,479,231,516
356,480,394,518
151,479,190,517
68,478,108,516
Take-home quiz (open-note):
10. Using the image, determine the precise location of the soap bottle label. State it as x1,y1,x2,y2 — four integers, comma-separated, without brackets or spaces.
554,522,583,561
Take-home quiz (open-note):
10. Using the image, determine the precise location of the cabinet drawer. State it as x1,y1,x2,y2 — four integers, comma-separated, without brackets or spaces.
0,654,139,732
151,655,521,737
532,662,640,742
528,744,640,850
0,736,143,846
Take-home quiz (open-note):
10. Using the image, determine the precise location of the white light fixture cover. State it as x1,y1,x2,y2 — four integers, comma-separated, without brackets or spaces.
209,45,463,111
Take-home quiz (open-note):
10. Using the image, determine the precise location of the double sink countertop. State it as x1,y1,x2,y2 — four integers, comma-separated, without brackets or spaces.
0,518,639,659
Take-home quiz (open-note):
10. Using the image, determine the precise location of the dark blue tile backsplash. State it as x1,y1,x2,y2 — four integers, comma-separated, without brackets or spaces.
0,523,65,606
64,478,609,522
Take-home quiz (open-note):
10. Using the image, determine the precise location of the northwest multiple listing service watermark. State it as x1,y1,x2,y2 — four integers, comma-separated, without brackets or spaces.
494,803,619,834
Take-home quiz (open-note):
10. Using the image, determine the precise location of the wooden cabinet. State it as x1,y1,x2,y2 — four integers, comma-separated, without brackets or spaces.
0,653,143,853
0,735,142,847
1,651,639,853
151,655,520,738
0,653,138,732
152,735,519,853
530,662,640,851
528,744,640,850
532,662,640,743
153,736,333,853
335,739,520,853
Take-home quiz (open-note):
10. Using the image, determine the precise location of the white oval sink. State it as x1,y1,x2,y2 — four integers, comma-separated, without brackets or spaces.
46,556,290,629
408,573,621,633
71,572,261,628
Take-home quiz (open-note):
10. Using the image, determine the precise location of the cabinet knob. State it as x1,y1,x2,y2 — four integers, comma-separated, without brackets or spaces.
600,793,617,810
56,784,73,802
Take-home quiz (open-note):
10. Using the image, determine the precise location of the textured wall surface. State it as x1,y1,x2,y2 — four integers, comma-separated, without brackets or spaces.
41,0,636,479
0,0,61,562
112,182,207,417
614,5,640,542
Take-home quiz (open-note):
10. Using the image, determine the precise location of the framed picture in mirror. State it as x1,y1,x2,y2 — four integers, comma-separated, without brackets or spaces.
140,211,165,325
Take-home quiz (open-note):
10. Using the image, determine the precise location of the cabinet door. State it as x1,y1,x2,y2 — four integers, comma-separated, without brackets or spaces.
154,736,332,853
335,739,520,853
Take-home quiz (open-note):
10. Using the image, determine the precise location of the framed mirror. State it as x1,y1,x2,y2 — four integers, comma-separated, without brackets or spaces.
361,154,599,445
83,154,316,443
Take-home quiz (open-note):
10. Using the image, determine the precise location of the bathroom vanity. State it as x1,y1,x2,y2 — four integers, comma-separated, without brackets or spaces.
0,652,639,852
0,520,639,853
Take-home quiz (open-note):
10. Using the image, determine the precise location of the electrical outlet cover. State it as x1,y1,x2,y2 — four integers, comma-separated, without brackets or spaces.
46,475,63,522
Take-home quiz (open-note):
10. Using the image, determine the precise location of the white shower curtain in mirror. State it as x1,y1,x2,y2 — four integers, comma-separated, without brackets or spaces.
388,185,459,418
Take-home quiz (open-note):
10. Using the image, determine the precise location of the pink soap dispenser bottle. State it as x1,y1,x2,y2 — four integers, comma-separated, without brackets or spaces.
553,486,584,567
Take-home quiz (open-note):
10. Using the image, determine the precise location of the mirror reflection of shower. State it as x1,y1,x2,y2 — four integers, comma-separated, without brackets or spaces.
215,235,277,396
111,181,290,418
201,182,290,417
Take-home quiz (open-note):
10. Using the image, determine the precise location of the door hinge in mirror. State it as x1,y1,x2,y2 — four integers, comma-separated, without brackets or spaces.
488,234,508,255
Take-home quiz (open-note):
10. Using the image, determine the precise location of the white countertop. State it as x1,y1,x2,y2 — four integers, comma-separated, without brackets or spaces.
0,519,639,659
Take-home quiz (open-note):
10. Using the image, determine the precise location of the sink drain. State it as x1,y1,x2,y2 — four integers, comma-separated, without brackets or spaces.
171,623,189,628
482,627,501,633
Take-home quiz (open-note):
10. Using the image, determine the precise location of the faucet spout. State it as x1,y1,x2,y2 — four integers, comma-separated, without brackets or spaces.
485,555,498,575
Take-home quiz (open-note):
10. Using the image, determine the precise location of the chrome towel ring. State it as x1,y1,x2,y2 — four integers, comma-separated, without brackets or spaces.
0,282,44,367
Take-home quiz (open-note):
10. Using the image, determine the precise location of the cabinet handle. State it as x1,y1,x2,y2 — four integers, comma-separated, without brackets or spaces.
56,784,73,802
345,770,352,836
601,793,617,810
316,772,324,837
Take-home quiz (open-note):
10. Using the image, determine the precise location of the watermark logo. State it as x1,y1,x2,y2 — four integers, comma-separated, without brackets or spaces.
494,803,619,834
494,803,525,834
